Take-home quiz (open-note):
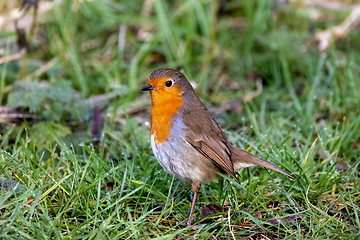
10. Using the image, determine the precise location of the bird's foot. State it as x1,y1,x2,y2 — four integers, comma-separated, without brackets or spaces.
186,217,194,227
186,218,205,229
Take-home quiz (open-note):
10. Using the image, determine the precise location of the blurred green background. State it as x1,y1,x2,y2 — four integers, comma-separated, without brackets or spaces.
1,0,360,239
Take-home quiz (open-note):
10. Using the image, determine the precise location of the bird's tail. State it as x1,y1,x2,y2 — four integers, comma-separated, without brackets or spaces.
231,147,294,179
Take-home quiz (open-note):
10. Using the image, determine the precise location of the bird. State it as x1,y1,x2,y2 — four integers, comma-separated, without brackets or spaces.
141,68,294,227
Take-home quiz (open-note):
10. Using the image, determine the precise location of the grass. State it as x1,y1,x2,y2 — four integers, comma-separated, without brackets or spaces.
1,0,360,239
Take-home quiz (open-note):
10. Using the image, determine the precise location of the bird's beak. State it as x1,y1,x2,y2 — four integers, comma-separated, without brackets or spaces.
141,84,155,91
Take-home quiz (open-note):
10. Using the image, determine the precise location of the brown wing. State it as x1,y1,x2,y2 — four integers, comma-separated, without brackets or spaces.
186,136,236,178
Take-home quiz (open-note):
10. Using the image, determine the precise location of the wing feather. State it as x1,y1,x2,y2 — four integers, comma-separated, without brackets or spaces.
186,136,236,178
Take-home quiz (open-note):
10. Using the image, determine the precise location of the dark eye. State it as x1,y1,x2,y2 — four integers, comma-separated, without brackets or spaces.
165,80,173,87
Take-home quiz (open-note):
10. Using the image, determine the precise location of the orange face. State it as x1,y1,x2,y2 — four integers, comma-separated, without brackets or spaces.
147,77,184,103
142,77,185,144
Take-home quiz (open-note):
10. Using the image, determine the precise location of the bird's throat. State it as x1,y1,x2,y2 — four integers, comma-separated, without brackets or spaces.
150,91,184,145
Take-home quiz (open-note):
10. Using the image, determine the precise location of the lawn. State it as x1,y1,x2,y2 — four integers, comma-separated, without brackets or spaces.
1,0,360,239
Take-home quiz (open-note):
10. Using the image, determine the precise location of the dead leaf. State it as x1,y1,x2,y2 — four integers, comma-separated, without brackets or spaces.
198,203,224,224
336,163,348,172
16,23,30,52
265,212,306,226
25,198,35,204
91,106,104,138
100,182,114,191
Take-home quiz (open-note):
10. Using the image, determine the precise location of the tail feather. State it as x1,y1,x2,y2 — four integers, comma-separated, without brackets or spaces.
231,147,294,179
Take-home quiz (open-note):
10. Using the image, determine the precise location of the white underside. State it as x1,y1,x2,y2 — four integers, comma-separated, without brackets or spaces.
151,133,205,182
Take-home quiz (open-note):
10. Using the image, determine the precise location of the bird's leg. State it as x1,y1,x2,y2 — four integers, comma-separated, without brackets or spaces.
187,182,200,227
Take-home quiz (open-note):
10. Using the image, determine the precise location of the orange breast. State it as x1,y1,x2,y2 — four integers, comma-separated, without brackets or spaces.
150,87,184,145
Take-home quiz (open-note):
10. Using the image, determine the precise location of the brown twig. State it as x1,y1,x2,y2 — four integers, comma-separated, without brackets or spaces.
0,106,36,123
243,80,263,102
85,92,117,106
303,0,352,11
315,4,360,52
0,49,26,65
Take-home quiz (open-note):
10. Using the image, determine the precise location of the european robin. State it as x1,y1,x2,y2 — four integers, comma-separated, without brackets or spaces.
142,68,294,226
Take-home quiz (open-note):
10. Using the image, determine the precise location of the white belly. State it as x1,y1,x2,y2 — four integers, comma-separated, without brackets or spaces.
151,133,205,182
